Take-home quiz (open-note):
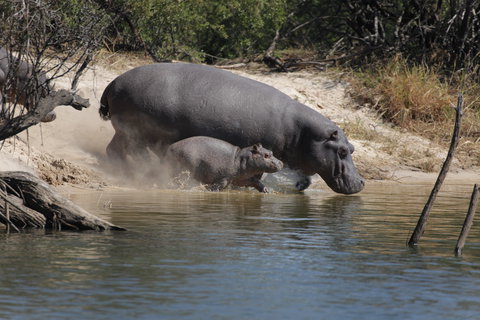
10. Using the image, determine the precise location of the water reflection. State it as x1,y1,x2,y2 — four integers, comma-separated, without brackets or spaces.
1,182,480,319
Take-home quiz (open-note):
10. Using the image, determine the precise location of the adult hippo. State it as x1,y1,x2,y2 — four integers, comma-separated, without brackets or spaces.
0,47,54,122
99,63,364,194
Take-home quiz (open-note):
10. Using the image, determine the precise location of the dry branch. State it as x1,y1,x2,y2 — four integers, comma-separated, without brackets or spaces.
408,93,463,247
0,171,125,231
0,89,89,141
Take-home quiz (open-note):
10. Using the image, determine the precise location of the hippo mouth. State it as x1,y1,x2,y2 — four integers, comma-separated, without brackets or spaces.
328,157,364,194
266,159,283,172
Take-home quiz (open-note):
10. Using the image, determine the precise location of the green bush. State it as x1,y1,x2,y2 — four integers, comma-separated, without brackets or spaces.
106,0,287,61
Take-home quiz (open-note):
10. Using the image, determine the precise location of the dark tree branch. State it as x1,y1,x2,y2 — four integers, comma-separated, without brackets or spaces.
0,89,89,141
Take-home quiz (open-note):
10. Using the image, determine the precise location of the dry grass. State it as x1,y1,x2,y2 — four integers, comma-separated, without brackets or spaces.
350,56,456,127
93,49,153,72
341,118,378,142
347,56,480,169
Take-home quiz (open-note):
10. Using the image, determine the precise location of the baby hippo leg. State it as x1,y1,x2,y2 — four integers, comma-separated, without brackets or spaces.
206,178,230,192
242,174,269,193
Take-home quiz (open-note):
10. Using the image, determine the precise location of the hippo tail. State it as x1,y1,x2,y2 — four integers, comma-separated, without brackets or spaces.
99,81,112,121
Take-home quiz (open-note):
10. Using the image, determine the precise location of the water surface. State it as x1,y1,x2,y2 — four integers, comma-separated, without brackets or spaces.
1,181,479,319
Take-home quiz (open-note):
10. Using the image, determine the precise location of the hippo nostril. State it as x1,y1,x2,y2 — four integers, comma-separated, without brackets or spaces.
338,147,348,159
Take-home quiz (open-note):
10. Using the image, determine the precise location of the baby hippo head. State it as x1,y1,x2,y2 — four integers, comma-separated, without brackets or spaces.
246,143,283,173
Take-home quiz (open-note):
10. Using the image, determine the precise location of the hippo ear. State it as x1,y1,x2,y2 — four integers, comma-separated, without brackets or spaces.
252,143,262,153
329,130,338,140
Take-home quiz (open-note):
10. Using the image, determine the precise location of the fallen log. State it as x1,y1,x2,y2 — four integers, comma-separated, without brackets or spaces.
0,171,125,231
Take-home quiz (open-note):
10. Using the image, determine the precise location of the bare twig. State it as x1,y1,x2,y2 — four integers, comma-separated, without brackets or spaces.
0,190,21,232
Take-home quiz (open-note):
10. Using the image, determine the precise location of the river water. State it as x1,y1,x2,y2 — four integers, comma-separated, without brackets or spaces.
0,180,479,319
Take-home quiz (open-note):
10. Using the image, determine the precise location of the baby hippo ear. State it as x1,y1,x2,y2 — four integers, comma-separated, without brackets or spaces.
252,143,262,153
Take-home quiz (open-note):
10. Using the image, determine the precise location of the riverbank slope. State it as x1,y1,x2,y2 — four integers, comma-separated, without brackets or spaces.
1,57,479,191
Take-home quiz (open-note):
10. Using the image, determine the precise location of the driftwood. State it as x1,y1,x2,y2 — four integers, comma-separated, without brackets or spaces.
261,27,332,72
454,184,479,256
216,63,248,69
263,29,289,72
408,94,463,247
0,171,125,231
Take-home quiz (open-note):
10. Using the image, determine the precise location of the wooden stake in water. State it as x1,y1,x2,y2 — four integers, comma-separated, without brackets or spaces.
408,94,463,247
455,184,479,256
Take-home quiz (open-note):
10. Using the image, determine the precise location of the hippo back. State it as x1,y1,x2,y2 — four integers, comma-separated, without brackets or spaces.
102,63,316,158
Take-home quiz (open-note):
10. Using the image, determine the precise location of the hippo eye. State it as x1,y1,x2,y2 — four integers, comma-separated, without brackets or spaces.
329,130,338,141
264,153,270,159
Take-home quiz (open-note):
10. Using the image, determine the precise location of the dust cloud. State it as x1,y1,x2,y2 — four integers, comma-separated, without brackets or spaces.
19,63,182,188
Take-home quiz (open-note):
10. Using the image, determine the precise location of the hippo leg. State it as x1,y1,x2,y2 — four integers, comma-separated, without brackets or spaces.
207,179,230,191
236,174,268,193
250,175,270,193
106,133,129,163
249,177,268,193
106,132,140,174
107,133,158,184
295,174,312,191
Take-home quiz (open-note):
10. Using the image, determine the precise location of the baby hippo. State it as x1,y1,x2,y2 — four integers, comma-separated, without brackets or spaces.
164,136,283,192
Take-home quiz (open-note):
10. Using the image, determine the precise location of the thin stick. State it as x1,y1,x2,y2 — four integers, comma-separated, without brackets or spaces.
408,94,463,247
0,210,20,232
0,190,20,232
455,184,479,256
5,200,9,232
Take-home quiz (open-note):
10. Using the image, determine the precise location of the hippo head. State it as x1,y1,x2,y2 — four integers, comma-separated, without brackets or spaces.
303,127,364,194
247,143,284,173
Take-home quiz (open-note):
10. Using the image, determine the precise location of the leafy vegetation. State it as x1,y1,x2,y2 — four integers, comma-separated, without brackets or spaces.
90,0,480,71
96,0,287,61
